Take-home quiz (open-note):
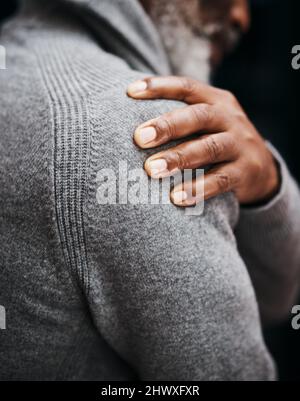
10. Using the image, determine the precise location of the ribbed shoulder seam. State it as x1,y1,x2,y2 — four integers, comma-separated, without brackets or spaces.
33,34,91,294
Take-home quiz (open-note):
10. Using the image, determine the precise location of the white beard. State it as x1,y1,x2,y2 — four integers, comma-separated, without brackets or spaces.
157,23,212,83
148,0,212,83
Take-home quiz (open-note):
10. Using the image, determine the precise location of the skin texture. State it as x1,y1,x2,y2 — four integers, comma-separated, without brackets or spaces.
131,0,279,206
127,76,279,206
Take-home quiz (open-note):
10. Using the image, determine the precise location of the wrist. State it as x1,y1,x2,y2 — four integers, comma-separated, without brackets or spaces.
242,157,281,208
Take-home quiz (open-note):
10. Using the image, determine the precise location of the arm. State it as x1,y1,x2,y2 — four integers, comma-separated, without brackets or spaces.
84,81,275,380
235,145,300,325
127,75,300,326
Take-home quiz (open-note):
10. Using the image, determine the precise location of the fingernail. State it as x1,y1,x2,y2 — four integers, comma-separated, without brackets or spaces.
127,80,147,95
172,190,188,205
135,126,156,146
146,159,168,178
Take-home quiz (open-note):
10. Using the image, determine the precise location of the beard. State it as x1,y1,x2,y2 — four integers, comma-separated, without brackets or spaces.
146,0,240,83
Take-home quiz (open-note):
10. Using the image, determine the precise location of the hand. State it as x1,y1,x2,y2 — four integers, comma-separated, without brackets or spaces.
127,76,279,206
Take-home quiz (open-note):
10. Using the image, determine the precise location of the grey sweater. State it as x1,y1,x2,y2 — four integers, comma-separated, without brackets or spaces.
0,0,300,381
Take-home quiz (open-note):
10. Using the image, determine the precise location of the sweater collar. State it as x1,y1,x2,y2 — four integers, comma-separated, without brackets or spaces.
23,0,171,75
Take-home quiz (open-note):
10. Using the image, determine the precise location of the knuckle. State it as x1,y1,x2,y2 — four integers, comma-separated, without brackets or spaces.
232,109,247,124
154,116,176,140
204,136,223,161
173,148,187,170
144,77,157,95
180,77,197,97
221,89,237,104
191,104,214,127
144,76,154,90
250,158,263,178
228,137,240,158
215,172,231,192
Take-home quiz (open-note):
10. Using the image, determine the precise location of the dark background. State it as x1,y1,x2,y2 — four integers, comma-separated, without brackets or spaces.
214,0,300,181
0,1,18,25
1,0,300,381
213,0,300,381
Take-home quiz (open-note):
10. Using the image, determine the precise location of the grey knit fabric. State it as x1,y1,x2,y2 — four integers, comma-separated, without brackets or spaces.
0,0,300,381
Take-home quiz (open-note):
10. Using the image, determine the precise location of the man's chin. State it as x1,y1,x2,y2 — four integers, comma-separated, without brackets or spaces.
172,58,211,83
168,37,213,83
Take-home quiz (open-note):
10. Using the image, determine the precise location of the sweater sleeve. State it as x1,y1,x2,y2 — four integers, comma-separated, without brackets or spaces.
235,143,300,325
83,80,275,380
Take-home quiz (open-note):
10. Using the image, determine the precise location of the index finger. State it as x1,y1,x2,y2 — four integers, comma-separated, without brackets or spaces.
127,76,223,105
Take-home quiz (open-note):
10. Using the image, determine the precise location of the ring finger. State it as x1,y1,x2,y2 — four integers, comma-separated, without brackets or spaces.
171,163,240,206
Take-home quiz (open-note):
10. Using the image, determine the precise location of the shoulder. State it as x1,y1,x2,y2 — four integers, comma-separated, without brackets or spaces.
4,24,239,287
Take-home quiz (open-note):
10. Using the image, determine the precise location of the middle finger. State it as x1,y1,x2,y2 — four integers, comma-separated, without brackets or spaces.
134,104,229,149
144,132,238,179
